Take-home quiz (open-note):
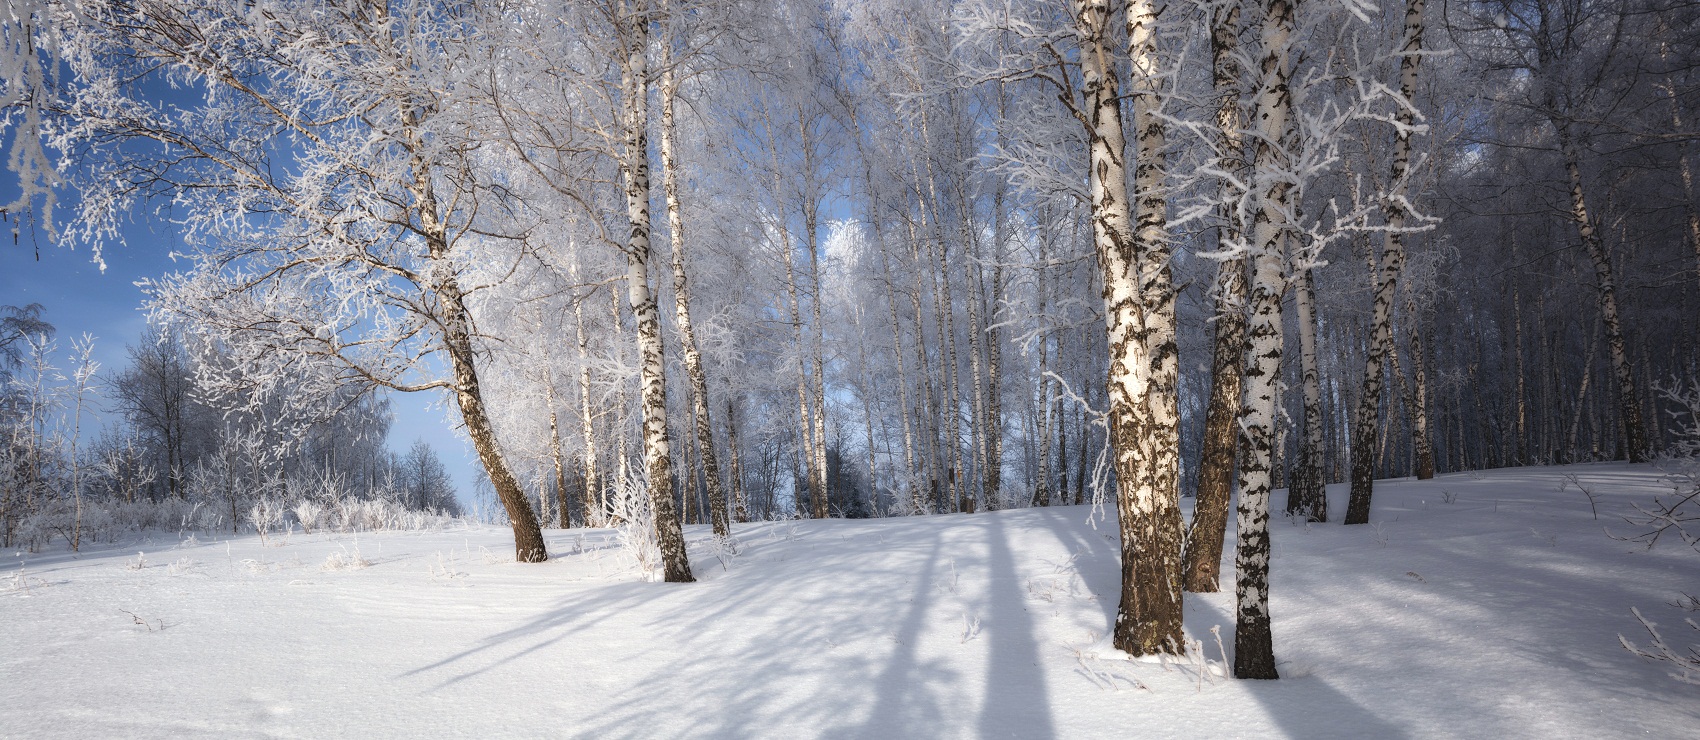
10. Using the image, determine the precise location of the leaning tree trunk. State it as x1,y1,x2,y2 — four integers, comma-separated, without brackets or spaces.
1558,131,1647,463
1234,0,1298,680
1184,0,1246,594
660,69,730,538
619,14,691,582
413,163,547,562
1072,0,1184,658
1345,0,1426,526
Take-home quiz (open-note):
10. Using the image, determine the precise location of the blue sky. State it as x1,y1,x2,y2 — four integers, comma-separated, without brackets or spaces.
0,222,485,504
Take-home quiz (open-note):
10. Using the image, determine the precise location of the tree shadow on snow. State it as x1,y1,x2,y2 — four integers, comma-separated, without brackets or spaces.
1187,597,1407,739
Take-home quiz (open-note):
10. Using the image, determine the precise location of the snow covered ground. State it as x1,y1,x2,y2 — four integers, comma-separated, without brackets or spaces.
4,462,1696,738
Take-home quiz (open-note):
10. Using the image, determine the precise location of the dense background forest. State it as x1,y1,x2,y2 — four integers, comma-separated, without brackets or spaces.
2,0,1697,682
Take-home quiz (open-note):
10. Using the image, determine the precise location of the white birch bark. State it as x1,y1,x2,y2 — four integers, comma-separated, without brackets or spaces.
1290,266,1326,521
1233,0,1298,680
660,69,730,538
1557,131,1647,463
618,8,692,581
1345,0,1427,525
411,155,548,562
574,292,603,527
1071,0,1183,657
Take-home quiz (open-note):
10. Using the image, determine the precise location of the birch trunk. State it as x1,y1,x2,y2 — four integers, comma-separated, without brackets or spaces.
910,222,944,513
1402,284,1435,478
1072,0,1183,657
660,69,730,538
1035,235,1055,508
1512,288,1528,465
610,285,631,511
1185,0,1246,593
1345,0,1426,525
409,155,547,562
985,144,1007,510
1126,0,1187,595
963,208,990,513
1234,0,1298,680
805,194,830,519
783,225,822,518
1289,266,1327,520
726,395,750,523
619,14,692,582
574,294,602,527
1558,132,1647,463
547,382,571,528
884,223,921,512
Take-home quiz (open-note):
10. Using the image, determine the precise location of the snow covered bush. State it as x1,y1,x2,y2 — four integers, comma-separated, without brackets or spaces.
293,501,324,534
321,544,371,571
607,468,660,579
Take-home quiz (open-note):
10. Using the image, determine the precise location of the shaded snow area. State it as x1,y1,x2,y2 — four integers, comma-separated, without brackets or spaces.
4,463,1697,738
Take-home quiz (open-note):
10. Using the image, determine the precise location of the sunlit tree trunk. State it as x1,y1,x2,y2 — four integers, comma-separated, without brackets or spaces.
618,7,691,581
1234,0,1298,680
660,69,730,537
782,220,822,518
1072,0,1183,658
412,157,547,561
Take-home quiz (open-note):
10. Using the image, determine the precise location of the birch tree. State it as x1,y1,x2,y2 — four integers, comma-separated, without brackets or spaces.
1346,0,1430,525
59,0,552,561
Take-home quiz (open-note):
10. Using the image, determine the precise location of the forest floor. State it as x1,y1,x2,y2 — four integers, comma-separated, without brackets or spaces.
3,462,1697,738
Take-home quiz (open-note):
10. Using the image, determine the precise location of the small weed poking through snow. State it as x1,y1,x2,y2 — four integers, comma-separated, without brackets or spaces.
478,545,512,565
703,535,740,571
428,551,467,581
119,609,163,632
322,545,371,572
5,566,35,593
125,552,149,571
1067,633,1148,692
1440,490,1458,504
1560,474,1602,520
167,557,194,575
960,613,981,643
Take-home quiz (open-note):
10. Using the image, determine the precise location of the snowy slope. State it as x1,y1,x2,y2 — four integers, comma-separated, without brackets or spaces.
3,462,1696,738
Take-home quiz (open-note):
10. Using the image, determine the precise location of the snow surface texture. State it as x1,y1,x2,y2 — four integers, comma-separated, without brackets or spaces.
3,463,1696,738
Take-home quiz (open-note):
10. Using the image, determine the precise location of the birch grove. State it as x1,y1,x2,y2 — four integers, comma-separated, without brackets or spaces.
4,0,1698,684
